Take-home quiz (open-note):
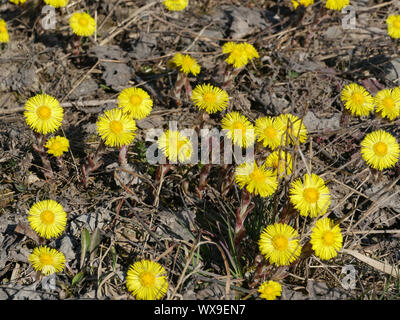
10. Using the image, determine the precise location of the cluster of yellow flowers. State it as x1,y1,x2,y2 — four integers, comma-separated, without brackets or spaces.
291,0,350,11
341,83,400,171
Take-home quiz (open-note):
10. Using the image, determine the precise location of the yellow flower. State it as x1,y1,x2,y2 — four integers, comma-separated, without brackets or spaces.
45,136,69,157
117,87,153,120
310,218,343,260
27,200,67,239
44,0,68,8
275,113,308,146
9,0,27,4
126,260,169,300
222,42,258,69
374,88,400,121
386,15,400,39
0,19,10,43
162,0,188,11
340,83,375,117
169,53,200,76
24,94,64,135
265,150,293,177
235,161,278,198
360,130,400,171
191,83,229,114
289,173,331,218
325,0,349,10
96,108,137,148
69,12,96,37
157,130,193,163
259,223,302,266
258,280,282,300
255,116,284,150
291,0,314,9
221,112,255,148
29,246,66,275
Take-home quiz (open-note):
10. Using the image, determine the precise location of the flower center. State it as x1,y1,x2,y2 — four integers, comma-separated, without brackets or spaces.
233,121,246,133
272,235,289,251
373,142,388,156
37,106,52,120
79,17,89,27
303,187,319,203
39,253,54,265
202,92,217,104
249,168,266,183
382,97,395,110
50,142,62,152
139,271,156,288
182,56,195,68
176,139,187,151
322,231,335,246
0,25,6,34
40,210,55,225
394,19,400,29
109,120,123,134
264,126,276,139
129,94,143,106
351,92,365,106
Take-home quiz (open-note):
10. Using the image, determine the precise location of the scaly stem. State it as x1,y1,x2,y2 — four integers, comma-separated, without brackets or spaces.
118,145,128,166
153,163,171,207
222,65,242,91
32,133,54,179
234,189,255,257
81,140,107,187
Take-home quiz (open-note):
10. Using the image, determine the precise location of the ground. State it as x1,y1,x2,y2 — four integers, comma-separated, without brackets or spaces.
0,0,399,300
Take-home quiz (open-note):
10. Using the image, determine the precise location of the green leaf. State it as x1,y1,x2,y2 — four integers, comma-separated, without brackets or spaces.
80,228,91,269
89,228,102,261
71,271,84,287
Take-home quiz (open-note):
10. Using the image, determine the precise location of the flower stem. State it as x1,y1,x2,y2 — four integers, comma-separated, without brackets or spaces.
81,140,107,187
32,133,53,179
234,189,255,256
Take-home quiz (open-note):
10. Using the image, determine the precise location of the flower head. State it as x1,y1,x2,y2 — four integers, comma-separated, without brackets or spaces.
162,0,188,11
386,15,400,39
24,94,64,135
265,150,293,177
325,0,349,10
169,53,200,76
29,246,66,275
221,112,255,148
255,116,284,150
69,12,96,37
44,0,68,8
45,136,69,157
0,19,10,43
275,113,308,146
259,223,302,266
9,0,27,4
235,161,278,198
258,280,282,300
191,84,229,114
374,88,400,121
96,108,137,148
340,83,375,117
28,200,67,239
360,130,400,171
117,87,153,120
291,0,314,9
126,260,169,300
222,42,258,69
157,130,193,163
289,173,331,218
310,218,343,260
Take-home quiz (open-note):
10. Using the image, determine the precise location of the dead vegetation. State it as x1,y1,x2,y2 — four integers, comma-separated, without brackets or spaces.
0,0,400,300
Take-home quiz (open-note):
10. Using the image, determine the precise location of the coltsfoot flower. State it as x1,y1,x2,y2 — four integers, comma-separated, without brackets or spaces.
24,94,64,135
126,260,169,300
96,108,137,148
291,0,314,9
340,83,375,117
191,84,229,114
265,150,293,177
325,0,349,11
221,112,255,148
258,280,282,300
0,19,10,43
169,53,200,76
44,0,68,7
162,0,188,11
259,223,302,266
222,42,258,69
374,88,400,121
254,116,284,150
117,87,153,120
235,161,278,198
310,218,343,260
276,113,308,146
29,246,65,275
157,130,193,163
28,200,67,239
289,173,331,218
45,136,69,157
9,0,27,4
386,15,400,39
70,12,96,37
360,130,400,171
